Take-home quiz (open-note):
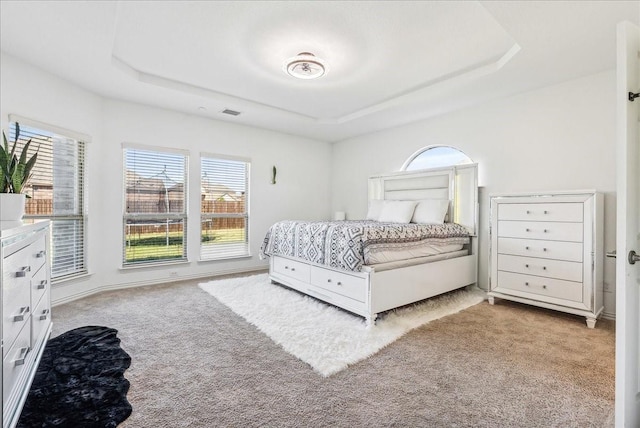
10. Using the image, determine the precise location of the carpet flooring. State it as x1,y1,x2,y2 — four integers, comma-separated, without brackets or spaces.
51,273,615,427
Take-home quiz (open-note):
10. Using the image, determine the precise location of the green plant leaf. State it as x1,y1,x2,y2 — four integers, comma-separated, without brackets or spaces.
11,162,25,194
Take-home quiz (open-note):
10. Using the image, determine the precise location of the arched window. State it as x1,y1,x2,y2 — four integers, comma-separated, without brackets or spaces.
402,145,473,171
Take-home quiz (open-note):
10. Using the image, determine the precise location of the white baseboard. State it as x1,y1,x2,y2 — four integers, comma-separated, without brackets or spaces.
602,311,616,321
52,266,268,307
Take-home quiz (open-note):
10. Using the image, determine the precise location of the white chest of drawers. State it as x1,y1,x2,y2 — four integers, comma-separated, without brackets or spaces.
488,191,603,328
1,221,51,428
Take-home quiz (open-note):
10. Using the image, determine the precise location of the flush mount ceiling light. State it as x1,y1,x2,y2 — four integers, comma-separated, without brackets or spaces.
284,52,327,80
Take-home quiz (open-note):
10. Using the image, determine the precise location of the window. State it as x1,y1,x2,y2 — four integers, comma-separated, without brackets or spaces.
403,145,473,171
8,121,87,282
123,145,188,266
200,155,250,260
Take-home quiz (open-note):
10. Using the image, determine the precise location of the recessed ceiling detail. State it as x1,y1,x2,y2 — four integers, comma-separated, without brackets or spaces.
2,1,637,142
283,52,327,80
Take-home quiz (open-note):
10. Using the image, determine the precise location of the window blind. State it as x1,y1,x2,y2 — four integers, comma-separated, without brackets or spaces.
123,146,188,266
8,122,87,281
200,156,249,260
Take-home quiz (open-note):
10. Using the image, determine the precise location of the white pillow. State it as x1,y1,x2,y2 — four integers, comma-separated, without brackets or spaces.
366,200,385,221
411,199,450,224
378,200,417,223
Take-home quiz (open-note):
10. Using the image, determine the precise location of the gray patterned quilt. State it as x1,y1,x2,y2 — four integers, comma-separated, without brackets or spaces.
259,220,470,272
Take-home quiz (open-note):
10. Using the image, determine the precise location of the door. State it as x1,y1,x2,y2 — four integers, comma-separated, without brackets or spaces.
615,20,640,427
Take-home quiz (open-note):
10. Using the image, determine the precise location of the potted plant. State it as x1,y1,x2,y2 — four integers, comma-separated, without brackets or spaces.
0,123,38,222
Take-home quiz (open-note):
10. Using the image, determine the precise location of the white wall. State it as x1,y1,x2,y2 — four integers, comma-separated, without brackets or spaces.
331,70,618,317
1,53,333,305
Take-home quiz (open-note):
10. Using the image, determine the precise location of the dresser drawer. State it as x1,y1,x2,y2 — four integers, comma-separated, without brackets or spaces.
26,234,47,275
497,203,583,222
31,263,49,309
2,321,31,407
497,221,584,242
496,271,583,304
496,237,583,262
310,267,367,303
32,289,52,345
272,256,311,283
2,250,33,359
497,254,583,282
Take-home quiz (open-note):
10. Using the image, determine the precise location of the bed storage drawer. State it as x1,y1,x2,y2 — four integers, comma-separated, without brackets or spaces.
310,267,367,303
272,256,311,282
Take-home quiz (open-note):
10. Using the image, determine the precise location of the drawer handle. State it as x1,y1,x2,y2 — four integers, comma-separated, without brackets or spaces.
525,264,529,268
37,279,48,290
327,279,331,283
542,285,547,289
525,282,530,286
13,306,30,322
525,228,530,232
543,266,547,270
14,347,29,367
543,229,548,233
15,266,31,277
543,248,547,252
525,246,530,250
544,210,548,214
284,266,289,269
40,309,50,321
526,210,530,214
35,250,46,258
290,268,295,272
337,281,343,286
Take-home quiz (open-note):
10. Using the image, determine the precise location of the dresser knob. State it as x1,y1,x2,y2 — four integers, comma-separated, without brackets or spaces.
544,210,548,214
525,246,529,250
525,282,529,286
543,266,547,270
525,264,529,268
543,285,547,289
543,229,548,233
290,268,295,272
35,250,46,258
543,248,547,252
526,228,530,232
337,282,342,286
37,280,47,290
526,210,530,214
327,279,332,283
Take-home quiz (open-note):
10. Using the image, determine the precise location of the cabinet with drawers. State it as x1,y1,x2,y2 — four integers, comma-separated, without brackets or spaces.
1,222,51,428
488,192,603,328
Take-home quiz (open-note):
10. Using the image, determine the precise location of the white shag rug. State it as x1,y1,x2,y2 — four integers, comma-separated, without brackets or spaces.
198,273,485,377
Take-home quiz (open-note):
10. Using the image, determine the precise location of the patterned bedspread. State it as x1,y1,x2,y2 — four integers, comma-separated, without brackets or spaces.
259,220,470,272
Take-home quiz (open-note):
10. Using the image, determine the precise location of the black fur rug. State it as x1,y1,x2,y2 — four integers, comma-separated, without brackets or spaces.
17,326,132,428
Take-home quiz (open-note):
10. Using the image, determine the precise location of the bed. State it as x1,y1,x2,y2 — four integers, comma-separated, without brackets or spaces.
260,163,479,325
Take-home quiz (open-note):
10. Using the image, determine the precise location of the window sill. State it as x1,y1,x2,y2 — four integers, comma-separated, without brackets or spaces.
119,259,190,271
52,271,93,286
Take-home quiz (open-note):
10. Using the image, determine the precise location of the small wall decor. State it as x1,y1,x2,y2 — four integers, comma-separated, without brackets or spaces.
271,165,277,184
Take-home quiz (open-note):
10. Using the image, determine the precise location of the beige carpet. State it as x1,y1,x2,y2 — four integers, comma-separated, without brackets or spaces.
51,274,615,427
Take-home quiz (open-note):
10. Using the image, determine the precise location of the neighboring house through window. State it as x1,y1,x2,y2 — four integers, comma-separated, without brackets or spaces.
8,119,87,282
200,154,250,260
123,145,188,266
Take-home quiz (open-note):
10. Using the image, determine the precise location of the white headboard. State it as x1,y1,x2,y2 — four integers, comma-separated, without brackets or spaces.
368,163,478,235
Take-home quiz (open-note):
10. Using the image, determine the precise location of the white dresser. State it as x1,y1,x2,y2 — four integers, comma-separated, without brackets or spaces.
1,221,51,428
488,191,603,328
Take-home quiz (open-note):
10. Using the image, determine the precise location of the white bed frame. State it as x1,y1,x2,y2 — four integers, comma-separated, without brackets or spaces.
269,163,479,325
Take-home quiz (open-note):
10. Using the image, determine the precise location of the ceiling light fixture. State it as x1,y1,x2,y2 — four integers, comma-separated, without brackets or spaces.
284,52,327,80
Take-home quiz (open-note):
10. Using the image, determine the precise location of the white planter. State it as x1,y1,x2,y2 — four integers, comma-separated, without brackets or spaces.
0,193,26,222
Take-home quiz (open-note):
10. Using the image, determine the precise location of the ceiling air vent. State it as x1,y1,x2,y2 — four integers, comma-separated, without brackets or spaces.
222,109,241,116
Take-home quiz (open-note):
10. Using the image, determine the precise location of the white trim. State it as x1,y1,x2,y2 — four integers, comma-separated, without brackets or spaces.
52,266,268,307
200,152,251,163
121,142,189,156
119,259,190,271
8,114,92,142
